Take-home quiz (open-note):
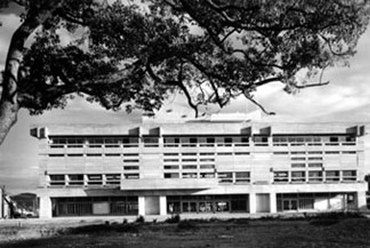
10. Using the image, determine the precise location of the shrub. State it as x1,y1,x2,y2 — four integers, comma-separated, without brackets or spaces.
135,215,145,223
165,214,181,223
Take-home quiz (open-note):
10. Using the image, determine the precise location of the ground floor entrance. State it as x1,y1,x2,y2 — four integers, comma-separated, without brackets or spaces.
40,190,365,218
167,194,249,214
52,196,138,217
277,192,357,212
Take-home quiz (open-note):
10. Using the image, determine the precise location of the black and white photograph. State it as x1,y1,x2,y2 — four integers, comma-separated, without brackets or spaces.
1,0,370,247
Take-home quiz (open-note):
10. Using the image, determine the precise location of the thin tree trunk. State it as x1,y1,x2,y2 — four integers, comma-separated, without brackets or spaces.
0,0,64,145
0,100,19,145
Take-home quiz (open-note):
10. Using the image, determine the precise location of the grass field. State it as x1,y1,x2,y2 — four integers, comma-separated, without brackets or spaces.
1,214,370,248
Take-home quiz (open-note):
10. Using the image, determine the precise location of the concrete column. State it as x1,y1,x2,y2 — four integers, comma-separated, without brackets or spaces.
159,196,167,215
138,196,146,216
249,193,256,214
270,193,277,214
39,196,52,219
357,191,367,211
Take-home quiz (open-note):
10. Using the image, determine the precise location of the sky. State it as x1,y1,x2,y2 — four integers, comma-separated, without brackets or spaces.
1,3,370,194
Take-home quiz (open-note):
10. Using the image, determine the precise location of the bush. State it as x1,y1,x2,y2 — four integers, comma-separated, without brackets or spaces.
135,215,145,223
165,214,181,223
65,223,139,234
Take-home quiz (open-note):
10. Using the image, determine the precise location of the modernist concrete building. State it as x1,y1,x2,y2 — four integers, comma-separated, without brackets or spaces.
31,120,370,218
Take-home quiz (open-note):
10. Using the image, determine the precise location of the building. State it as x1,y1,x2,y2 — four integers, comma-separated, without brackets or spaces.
0,187,13,219
31,121,370,218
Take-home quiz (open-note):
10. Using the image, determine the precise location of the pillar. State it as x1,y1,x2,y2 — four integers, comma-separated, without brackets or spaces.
159,196,167,215
138,196,145,216
270,193,277,214
357,191,367,211
249,193,256,214
39,196,52,219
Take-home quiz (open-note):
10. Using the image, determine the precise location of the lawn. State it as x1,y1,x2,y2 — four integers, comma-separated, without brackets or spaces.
1,215,370,248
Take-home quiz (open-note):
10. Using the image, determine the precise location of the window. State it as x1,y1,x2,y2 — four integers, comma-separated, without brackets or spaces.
182,172,197,178
49,154,65,157
67,154,83,157
200,172,215,178
49,175,65,186
308,151,322,154
86,153,102,157
105,174,121,185
325,151,340,154
143,137,159,147
105,144,120,148
274,152,289,155
182,165,197,170
308,157,323,160
291,171,305,183
182,158,197,162
235,172,250,183
123,159,139,163
200,158,215,162
308,171,323,182
67,144,83,148
218,172,233,183
182,153,197,156
164,165,179,170
291,163,305,168
164,137,180,147
291,157,305,161
237,137,249,146
104,138,122,144
206,137,215,143
291,151,305,155
164,173,179,179
88,138,103,144
273,171,288,183
342,151,356,154
217,152,233,156
253,136,268,146
87,144,101,148
123,153,139,157
273,136,288,145
68,174,84,186
124,166,139,170
342,170,357,181
124,173,140,179
308,163,323,168
200,153,214,156
105,153,121,157
164,158,179,162
200,164,215,169
164,153,179,156
122,137,139,147
87,174,103,185
325,171,340,182
234,152,250,156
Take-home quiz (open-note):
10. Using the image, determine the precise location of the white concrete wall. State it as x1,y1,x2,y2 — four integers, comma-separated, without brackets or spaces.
39,196,52,219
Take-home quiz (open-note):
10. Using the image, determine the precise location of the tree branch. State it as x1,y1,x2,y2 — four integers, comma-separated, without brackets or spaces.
243,91,275,116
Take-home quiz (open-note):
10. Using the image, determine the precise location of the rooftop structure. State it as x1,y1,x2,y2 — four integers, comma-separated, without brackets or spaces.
31,121,370,218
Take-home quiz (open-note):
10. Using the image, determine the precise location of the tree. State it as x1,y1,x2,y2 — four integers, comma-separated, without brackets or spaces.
0,0,369,145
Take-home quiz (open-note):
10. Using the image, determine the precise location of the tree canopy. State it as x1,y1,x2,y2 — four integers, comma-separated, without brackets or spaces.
0,0,369,144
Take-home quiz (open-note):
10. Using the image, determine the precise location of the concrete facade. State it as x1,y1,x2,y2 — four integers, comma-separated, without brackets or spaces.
31,121,369,218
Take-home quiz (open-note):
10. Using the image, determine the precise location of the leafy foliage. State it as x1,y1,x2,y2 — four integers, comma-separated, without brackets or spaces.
2,0,370,117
